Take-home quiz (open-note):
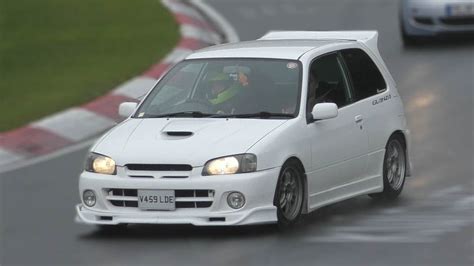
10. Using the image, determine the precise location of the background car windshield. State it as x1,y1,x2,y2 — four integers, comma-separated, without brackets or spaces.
136,59,301,118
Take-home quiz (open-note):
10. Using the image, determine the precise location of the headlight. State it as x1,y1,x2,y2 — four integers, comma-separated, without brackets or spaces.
203,154,257,175
85,153,116,175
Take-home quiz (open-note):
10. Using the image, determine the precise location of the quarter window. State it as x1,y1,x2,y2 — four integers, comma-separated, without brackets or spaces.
341,49,386,100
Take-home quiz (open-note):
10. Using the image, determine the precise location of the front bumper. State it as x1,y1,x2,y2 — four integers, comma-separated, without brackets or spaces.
403,12,474,36
75,167,280,226
405,18,474,36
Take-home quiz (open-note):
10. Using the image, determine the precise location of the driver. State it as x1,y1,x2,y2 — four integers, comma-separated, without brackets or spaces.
207,71,248,113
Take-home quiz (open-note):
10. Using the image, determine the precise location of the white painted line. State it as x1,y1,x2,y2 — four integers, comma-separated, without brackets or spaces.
181,24,221,44
163,48,194,63
0,149,26,167
113,77,158,100
189,0,240,43
162,0,204,21
32,108,116,142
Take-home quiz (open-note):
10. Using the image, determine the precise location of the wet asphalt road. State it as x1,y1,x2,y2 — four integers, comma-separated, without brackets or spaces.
1,0,473,265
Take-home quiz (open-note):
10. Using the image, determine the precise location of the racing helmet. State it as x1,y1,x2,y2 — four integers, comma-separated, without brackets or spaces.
207,71,240,105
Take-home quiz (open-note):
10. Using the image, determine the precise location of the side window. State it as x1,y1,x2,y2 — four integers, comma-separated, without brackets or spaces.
307,53,351,113
341,48,386,100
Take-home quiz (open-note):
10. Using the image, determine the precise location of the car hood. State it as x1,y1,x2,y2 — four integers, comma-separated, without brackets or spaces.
93,118,287,167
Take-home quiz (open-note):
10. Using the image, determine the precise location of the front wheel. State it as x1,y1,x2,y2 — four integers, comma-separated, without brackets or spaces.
370,136,406,200
275,160,305,227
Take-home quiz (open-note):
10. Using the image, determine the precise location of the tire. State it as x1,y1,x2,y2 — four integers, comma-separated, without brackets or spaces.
369,136,407,200
275,160,305,228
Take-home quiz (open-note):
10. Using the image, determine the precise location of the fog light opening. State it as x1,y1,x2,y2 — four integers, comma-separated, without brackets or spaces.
83,190,96,207
227,192,245,209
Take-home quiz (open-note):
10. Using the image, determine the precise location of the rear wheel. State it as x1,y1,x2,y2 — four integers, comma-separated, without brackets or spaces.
275,160,305,227
369,136,406,200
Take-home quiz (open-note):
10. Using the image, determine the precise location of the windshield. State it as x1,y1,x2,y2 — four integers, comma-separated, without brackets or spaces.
135,59,302,119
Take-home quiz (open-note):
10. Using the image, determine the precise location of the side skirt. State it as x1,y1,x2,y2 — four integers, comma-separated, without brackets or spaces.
307,175,383,212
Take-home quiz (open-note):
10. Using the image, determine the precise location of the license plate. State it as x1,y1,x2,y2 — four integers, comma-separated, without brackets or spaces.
446,3,474,17
138,190,175,210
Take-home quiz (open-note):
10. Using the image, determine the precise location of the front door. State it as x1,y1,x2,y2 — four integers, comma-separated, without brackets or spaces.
305,52,368,206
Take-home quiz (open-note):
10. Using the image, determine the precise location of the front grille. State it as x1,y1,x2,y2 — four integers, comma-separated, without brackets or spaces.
440,16,474,26
105,189,214,209
126,164,193,171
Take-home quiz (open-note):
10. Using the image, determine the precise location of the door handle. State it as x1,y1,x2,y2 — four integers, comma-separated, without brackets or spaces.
355,115,364,123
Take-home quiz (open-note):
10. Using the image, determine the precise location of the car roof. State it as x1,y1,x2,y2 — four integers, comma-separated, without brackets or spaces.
186,39,352,60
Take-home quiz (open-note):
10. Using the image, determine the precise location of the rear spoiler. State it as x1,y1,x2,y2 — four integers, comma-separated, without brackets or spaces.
259,30,380,58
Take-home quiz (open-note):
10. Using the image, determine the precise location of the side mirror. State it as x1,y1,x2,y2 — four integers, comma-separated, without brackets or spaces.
118,102,138,118
311,103,338,121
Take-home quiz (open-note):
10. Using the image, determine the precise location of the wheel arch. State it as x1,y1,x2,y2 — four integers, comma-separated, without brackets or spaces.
390,130,406,146
388,129,412,177
273,156,310,214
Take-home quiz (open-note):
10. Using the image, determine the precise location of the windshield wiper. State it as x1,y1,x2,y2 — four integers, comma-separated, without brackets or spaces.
143,111,214,118
212,112,295,119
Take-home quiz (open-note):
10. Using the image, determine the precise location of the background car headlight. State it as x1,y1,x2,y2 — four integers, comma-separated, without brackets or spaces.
85,153,116,175
203,154,257,175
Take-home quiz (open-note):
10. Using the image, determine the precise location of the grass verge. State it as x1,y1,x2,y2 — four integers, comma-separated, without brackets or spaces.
0,0,179,131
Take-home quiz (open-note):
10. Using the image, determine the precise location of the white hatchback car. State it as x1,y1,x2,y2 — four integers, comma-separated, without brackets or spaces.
76,31,411,228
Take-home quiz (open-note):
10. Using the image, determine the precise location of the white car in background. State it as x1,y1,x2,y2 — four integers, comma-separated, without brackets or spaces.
400,0,474,44
76,31,411,229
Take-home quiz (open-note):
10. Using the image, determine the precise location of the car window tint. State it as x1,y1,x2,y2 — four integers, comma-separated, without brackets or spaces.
307,53,351,113
341,48,386,100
